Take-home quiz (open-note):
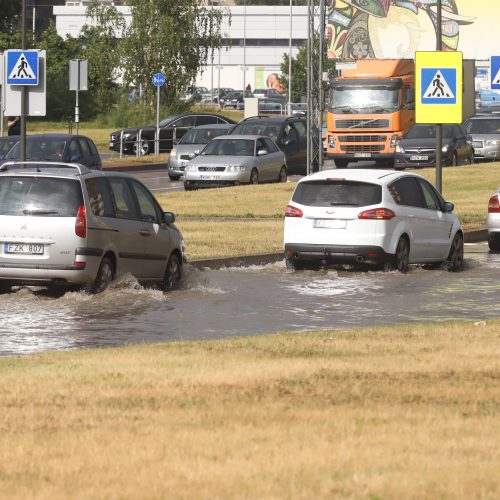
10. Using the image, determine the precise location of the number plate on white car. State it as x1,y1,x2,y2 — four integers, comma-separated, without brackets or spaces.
4,243,44,255
313,219,346,229
410,155,428,161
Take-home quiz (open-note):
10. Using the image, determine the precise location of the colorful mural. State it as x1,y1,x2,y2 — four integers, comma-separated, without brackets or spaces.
326,0,476,60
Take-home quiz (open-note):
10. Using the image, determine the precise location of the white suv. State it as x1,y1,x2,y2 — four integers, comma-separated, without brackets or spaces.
0,162,185,293
284,169,464,272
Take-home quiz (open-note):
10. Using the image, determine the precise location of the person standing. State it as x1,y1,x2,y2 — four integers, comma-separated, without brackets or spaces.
8,116,20,136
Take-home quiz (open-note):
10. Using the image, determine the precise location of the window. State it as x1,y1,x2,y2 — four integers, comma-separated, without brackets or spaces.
195,115,218,126
130,180,160,223
389,177,424,207
68,139,81,162
88,139,99,156
172,116,196,128
86,178,114,217
418,179,444,211
78,138,91,160
263,138,278,152
292,121,306,139
108,178,138,220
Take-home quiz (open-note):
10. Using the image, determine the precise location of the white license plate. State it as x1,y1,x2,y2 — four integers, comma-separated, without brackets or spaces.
410,155,428,161
5,243,44,255
354,153,371,158
200,175,221,180
313,219,347,229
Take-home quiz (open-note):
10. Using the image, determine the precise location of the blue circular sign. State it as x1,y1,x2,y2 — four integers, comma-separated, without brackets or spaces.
152,73,166,87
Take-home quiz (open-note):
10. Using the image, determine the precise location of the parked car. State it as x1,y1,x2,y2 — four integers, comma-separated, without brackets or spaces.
181,86,208,103
229,116,307,175
284,169,464,273
109,112,236,156
219,90,253,109
394,123,474,170
252,88,285,100
0,162,185,294
487,187,500,250
201,87,234,104
0,135,19,160
1,134,102,170
183,135,287,190
167,123,235,180
462,115,500,162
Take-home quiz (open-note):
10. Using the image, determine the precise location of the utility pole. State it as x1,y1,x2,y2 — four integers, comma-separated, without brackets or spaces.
21,0,27,162
435,0,442,193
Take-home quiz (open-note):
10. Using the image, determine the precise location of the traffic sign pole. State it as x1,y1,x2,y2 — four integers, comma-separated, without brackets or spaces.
152,73,166,157
436,0,442,193
21,0,27,162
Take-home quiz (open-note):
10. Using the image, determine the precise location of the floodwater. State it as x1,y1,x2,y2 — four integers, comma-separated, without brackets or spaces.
1,243,499,356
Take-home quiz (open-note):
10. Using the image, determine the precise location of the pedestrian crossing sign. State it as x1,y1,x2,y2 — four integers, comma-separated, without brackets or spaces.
490,56,500,90
6,50,39,86
416,51,463,124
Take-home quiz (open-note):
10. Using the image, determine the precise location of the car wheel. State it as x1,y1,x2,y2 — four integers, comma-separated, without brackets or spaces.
249,169,259,185
278,166,287,183
184,182,197,191
169,174,181,181
133,140,151,156
450,151,458,167
394,236,409,273
447,232,464,272
469,151,474,165
488,233,500,251
163,254,181,291
335,159,348,169
90,256,114,294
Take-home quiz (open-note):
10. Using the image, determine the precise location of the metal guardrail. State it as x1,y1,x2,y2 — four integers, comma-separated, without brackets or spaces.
114,127,174,159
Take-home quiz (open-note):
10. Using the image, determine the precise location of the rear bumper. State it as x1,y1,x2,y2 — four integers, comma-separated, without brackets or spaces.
285,243,393,265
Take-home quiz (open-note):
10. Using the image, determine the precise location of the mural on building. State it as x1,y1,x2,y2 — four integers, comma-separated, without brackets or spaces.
326,0,476,60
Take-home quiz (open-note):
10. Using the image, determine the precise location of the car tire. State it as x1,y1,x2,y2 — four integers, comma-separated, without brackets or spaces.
450,151,458,167
278,166,287,183
488,233,500,251
394,236,409,273
169,174,181,181
184,182,196,191
163,254,181,291
335,160,348,169
249,169,259,185
90,256,114,294
133,140,151,156
469,151,474,165
447,232,464,272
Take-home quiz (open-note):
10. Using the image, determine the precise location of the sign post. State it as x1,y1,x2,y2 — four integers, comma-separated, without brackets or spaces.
490,56,500,90
416,51,463,193
152,73,166,157
69,59,88,135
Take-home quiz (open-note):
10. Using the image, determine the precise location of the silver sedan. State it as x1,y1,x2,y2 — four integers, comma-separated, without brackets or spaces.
183,135,287,190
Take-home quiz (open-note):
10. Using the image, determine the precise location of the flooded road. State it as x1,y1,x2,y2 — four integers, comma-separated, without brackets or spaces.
1,243,499,356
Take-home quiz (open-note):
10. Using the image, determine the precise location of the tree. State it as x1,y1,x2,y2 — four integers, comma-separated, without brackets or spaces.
121,0,226,107
0,0,22,53
280,42,336,103
234,1,307,5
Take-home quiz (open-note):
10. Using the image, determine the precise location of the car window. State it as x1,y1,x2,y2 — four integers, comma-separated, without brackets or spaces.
195,115,218,126
88,139,99,156
282,125,298,143
463,118,500,134
78,138,91,159
108,178,139,220
256,139,268,154
130,180,160,223
68,139,81,161
293,121,306,139
418,179,445,211
0,177,83,217
263,138,278,152
455,125,466,138
388,177,424,208
173,116,196,128
85,178,115,217
292,180,382,207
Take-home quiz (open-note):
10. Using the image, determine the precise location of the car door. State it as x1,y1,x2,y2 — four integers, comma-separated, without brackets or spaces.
452,124,468,163
65,138,82,163
255,138,272,181
263,137,282,179
77,137,92,168
277,124,300,173
128,179,170,279
291,120,308,169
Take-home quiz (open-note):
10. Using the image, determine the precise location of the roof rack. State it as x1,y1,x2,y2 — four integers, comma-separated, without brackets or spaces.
239,115,303,122
0,161,91,175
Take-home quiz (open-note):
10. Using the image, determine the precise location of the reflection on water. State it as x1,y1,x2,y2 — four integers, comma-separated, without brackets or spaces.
1,247,500,356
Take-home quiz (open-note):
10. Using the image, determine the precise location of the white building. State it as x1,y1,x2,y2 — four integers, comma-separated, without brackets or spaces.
53,4,307,92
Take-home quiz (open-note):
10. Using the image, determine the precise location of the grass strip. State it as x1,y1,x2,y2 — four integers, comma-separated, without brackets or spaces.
1,321,498,498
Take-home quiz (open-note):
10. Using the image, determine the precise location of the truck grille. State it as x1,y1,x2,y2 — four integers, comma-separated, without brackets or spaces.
335,119,390,129
341,145,384,153
338,135,387,143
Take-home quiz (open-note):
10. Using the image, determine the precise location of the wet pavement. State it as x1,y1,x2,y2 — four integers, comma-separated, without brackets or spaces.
1,243,499,356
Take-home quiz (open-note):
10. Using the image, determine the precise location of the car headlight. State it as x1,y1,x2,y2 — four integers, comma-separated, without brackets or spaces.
227,165,246,172
170,148,177,156
486,140,500,146
442,145,449,152
122,133,134,139
185,165,197,172
395,144,405,153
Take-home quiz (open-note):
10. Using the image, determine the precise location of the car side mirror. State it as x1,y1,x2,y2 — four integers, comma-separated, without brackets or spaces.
257,149,267,156
443,202,454,213
163,211,175,224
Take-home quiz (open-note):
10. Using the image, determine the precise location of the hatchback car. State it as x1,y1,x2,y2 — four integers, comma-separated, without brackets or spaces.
183,135,287,190
229,116,307,175
2,134,102,170
0,162,185,294
284,169,464,273
109,112,235,156
394,124,474,170
166,123,234,180
219,90,254,109
487,187,500,251
462,115,500,162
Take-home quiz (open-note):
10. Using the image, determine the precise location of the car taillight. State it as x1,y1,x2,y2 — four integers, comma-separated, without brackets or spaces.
358,208,396,220
75,204,87,238
285,205,303,218
488,195,500,213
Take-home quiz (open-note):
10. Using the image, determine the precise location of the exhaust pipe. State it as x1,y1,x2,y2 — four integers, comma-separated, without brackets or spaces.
355,255,365,263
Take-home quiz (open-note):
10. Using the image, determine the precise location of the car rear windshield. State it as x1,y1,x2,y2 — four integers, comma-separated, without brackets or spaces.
463,118,500,134
180,127,229,145
292,180,382,207
0,177,83,216
6,139,67,161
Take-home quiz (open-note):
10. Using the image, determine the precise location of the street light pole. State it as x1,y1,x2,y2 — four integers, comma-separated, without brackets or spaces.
243,0,247,92
288,0,292,115
435,0,443,193
21,0,27,162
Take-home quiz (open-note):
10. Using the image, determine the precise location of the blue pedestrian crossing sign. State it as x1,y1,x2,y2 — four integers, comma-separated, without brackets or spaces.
152,73,166,87
490,56,500,90
6,50,39,86
416,51,463,124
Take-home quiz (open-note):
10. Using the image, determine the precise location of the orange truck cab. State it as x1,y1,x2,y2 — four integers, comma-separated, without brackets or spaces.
326,59,415,168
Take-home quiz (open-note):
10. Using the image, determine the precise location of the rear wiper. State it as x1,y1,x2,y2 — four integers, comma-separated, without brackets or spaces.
329,202,358,206
23,209,59,215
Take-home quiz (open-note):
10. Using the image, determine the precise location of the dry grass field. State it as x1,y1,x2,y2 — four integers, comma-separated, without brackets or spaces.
0,321,498,498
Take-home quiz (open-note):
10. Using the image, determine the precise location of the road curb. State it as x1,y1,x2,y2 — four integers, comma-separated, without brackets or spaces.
464,229,488,243
102,162,165,172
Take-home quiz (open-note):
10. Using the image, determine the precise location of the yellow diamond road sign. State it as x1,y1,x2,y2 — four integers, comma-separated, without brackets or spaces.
416,51,463,124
